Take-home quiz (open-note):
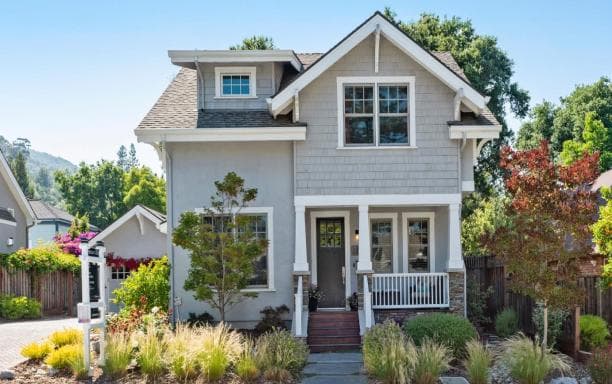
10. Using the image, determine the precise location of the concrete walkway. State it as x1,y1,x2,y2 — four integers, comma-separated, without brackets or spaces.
301,352,367,384
0,317,77,371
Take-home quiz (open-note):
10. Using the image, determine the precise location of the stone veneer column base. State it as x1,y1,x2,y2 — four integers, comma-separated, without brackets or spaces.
448,270,466,316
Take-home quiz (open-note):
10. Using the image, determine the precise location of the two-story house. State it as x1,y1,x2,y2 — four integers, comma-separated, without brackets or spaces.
135,12,500,349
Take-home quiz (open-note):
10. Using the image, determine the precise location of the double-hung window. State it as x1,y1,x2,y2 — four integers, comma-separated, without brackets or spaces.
214,67,257,98
338,77,415,148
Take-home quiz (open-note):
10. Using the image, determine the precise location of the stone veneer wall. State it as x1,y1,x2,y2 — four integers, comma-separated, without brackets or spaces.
448,270,465,315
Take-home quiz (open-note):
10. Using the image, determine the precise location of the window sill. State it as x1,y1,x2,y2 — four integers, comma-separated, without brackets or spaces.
214,96,258,100
337,145,418,150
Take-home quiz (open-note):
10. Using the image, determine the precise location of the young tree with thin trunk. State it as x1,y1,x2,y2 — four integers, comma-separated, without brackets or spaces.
485,141,599,348
172,172,267,322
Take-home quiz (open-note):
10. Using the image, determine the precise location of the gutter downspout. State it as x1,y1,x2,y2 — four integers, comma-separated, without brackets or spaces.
163,142,177,325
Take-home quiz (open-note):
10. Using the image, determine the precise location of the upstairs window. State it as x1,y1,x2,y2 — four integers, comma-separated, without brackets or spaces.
215,67,257,98
337,77,415,148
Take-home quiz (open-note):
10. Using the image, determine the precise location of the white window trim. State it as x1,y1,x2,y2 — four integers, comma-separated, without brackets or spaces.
402,212,435,273
336,76,416,149
194,206,274,292
0,218,16,227
214,66,257,99
369,213,399,273
309,210,351,308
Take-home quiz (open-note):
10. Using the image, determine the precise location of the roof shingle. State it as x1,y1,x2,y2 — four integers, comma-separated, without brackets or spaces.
28,200,74,222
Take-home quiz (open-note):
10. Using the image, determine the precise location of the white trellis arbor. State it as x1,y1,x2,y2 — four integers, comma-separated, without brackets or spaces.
77,239,107,376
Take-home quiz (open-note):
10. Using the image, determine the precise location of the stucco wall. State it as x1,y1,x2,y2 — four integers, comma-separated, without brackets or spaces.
0,178,27,254
200,63,276,110
28,221,70,247
296,35,460,195
167,141,294,326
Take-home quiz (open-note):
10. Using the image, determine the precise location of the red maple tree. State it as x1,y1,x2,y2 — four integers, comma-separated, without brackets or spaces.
485,141,600,347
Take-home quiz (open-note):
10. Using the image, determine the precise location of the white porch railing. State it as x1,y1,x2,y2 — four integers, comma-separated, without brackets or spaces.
363,275,373,329
294,276,303,336
372,273,449,309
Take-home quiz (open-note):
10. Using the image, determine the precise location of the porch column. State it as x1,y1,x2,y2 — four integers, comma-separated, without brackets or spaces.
357,204,373,272
293,204,309,273
447,203,464,271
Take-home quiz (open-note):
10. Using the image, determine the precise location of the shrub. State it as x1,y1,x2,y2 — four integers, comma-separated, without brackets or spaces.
412,338,451,384
532,303,568,348
45,344,81,370
49,328,82,347
165,324,200,380
403,313,477,358
463,340,492,384
103,332,133,379
467,279,493,327
135,325,166,378
198,323,243,381
235,338,260,382
21,341,53,360
254,305,289,334
500,333,571,384
1,244,80,274
495,308,519,338
187,311,215,325
112,256,170,313
587,347,612,384
580,315,610,351
255,328,308,378
363,321,413,383
0,295,42,320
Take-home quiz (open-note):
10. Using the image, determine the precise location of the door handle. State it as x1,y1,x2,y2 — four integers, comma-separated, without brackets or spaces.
342,266,346,284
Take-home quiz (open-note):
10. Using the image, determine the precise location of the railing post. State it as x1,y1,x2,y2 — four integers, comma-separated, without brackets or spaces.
294,276,303,337
363,275,372,329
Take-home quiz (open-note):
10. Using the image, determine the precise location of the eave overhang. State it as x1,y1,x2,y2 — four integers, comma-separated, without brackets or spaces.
449,125,502,140
135,126,307,144
168,50,303,71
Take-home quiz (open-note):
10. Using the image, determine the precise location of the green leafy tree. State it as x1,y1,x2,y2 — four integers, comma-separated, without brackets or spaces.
67,214,90,239
383,9,530,195
592,187,612,288
128,144,139,169
35,167,52,189
172,172,267,322
116,145,128,171
516,101,557,150
485,142,600,348
560,113,612,170
462,194,510,256
230,35,275,50
11,152,34,198
123,166,166,213
112,256,170,313
55,160,126,228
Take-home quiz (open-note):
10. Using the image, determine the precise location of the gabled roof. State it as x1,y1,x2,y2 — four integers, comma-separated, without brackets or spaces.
268,11,487,116
29,199,74,223
0,151,35,225
90,205,166,244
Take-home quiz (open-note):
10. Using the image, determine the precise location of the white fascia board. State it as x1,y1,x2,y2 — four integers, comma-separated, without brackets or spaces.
294,193,461,207
449,125,502,140
135,127,306,144
270,13,486,115
91,205,163,243
169,50,302,71
0,153,35,225
0,218,17,227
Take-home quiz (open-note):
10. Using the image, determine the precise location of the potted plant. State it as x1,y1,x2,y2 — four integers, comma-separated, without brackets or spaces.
308,285,323,311
347,292,358,311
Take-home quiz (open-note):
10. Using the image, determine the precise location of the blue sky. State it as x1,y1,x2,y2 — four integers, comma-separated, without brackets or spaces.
1,1,610,172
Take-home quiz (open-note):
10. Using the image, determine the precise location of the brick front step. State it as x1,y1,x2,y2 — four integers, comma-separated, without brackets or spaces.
308,320,359,328
307,311,361,352
309,343,362,353
308,335,362,345
308,327,360,337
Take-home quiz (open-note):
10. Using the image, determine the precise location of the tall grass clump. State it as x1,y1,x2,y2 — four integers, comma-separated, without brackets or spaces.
500,333,571,384
165,324,202,380
66,346,88,380
495,308,519,338
21,341,53,360
235,338,260,382
363,321,415,384
198,323,243,382
48,328,83,347
463,340,492,384
412,338,451,384
135,325,166,378
103,332,133,379
255,328,308,380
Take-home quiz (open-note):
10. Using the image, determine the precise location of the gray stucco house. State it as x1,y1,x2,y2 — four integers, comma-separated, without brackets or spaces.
135,12,500,345
28,199,99,247
0,151,35,254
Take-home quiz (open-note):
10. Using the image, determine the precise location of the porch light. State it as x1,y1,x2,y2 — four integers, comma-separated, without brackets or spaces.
354,229,359,241
6,237,13,247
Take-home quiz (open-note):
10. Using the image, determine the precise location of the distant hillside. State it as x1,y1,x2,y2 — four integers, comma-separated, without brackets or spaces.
27,149,77,177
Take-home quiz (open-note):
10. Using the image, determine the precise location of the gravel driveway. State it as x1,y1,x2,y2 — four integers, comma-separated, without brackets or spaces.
0,317,77,372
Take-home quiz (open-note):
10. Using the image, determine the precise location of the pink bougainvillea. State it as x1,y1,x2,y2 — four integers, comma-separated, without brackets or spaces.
105,252,157,271
54,231,97,256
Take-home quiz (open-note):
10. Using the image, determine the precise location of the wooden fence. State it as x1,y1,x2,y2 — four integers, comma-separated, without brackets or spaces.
0,266,81,316
465,255,612,355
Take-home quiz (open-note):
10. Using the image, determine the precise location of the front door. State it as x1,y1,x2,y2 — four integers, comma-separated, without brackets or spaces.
316,217,345,308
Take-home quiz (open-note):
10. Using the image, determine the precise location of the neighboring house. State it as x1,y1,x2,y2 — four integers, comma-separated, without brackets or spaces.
0,151,35,254
89,205,167,313
27,199,99,247
135,12,501,340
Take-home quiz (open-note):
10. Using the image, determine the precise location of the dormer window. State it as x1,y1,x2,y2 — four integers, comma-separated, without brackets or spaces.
215,67,257,98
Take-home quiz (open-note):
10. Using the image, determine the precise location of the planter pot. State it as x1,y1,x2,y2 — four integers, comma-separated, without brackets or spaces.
349,304,358,311
308,298,318,312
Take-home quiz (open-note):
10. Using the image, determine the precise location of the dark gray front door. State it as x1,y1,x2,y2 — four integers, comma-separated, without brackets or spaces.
316,218,345,308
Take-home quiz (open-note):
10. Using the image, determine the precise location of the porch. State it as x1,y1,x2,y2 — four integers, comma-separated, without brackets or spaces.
291,194,466,338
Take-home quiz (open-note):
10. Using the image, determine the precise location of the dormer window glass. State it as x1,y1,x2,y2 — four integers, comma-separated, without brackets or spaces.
215,67,257,98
